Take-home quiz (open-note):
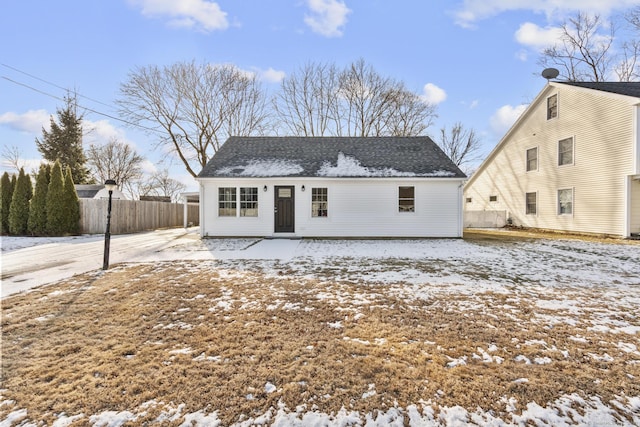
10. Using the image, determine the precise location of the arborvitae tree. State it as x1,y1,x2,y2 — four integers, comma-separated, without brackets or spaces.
28,164,51,236
0,172,14,234
46,160,66,236
36,95,92,184
63,166,80,235
8,168,33,235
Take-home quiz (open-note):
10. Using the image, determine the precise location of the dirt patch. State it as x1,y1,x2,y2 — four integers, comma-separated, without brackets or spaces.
2,256,639,425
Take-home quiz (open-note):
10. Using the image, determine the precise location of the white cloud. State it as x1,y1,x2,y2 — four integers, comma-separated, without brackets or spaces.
83,119,135,148
453,0,640,28
490,104,528,135
420,83,447,105
515,22,564,49
130,0,228,32
0,109,50,134
255,67,286,83
304,0,351,37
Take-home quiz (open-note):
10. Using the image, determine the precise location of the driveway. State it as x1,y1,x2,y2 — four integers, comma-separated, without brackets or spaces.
1,228,305,298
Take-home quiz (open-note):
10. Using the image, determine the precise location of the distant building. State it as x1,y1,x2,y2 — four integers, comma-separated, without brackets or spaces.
74,184,127,200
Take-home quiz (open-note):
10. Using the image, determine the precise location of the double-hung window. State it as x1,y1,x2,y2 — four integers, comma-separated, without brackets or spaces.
399,186,415,212
311,188,328,217
558,188,573,215
526,147,538,171
526,192,537,215
218,187,237,216
547,94,558,120
558,137,574,166
240,187,258,217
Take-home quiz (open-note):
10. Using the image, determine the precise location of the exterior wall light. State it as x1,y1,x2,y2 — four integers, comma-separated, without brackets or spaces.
263,185,268,192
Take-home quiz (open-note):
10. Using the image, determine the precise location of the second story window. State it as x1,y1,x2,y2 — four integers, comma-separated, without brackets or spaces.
547,94,558,120
526,147,538,171
558,137,574,166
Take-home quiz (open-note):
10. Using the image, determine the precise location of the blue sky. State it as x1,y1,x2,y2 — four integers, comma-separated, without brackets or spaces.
1,0,638,191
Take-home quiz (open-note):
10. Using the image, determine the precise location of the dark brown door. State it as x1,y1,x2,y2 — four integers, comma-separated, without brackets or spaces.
274,186,295,233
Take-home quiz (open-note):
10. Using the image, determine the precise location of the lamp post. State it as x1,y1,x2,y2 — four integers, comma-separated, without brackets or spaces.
102,179,117,270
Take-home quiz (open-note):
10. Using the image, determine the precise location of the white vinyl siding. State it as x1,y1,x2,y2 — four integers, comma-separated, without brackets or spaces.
201,178,463,238
464,83,636,237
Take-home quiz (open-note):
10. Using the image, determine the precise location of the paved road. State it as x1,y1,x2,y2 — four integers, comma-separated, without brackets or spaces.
1,228,199,298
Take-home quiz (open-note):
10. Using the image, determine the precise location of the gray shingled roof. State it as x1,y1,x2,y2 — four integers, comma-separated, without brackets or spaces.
558,82,640,98
198,136,466,179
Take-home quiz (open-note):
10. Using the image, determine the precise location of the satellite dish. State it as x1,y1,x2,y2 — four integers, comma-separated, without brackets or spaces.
542,68,560,80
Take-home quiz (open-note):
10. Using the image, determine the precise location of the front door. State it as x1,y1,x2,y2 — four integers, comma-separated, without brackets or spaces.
274,186,295,233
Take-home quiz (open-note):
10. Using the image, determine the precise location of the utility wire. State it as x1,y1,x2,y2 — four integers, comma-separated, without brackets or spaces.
1,63,117,111
1,75,163,136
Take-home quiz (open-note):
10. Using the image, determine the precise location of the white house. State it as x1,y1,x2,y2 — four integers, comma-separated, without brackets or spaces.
464,82,640,238
197,137,466,238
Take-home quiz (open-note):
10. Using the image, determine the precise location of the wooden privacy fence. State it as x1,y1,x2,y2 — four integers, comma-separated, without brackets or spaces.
79,199,199,235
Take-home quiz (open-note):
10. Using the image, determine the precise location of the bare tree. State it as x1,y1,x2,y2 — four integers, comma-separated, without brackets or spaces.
117,61,270,177
539,12,619,81
139,169,186,202
273,59,437,137
274,61,341,136
1,145,25,173
86,138,144,198
437,122,482,172
537,10,640,82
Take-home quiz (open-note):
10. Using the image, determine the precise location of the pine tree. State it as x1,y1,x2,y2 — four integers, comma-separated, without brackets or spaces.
28,164,51,236
36,95,92,184
8,168,33,235
63,166,80,235
0,172,14,235
46,160,66,236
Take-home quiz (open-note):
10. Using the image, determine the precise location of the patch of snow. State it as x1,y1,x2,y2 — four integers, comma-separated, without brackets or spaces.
317,152,416,177
534,356,552,365
265,382,277,393
217,159,303,177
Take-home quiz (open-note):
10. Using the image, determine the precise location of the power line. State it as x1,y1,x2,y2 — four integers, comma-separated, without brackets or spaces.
1,75,163,136
1,63,117,111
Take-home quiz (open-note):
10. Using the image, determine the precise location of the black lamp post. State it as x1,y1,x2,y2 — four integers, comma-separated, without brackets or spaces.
102,179,117,270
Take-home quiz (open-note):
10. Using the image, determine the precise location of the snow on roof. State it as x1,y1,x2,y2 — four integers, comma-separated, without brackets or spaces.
318,153,416,177
216,159,303,177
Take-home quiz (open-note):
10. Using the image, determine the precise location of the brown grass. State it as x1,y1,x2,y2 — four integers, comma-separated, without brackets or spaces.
1,258,639,425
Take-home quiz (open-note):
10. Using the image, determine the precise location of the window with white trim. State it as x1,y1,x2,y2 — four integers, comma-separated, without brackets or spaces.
399,186,415,212
218,187,236,216
311,188,328,217
558,188,573,215
240,187,258,217
558,137,574,166
526,147,538,171
547,94,558,120
526,192,537,215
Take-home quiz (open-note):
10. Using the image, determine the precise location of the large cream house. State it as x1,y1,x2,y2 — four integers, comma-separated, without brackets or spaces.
464,82,640,238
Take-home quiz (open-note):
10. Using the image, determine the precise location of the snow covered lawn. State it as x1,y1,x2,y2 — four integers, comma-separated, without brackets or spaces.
1,233,639,426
